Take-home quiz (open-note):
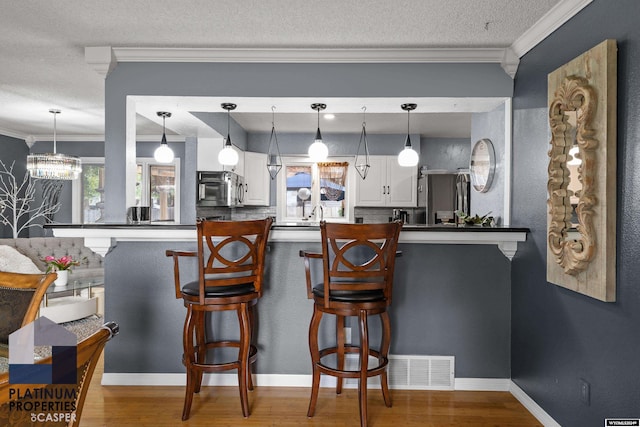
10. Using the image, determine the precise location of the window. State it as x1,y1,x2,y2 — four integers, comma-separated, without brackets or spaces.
72,157,180,223
277,157,354,223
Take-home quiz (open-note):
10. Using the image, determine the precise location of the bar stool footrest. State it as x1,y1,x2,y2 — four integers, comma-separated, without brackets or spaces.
317,345,389,379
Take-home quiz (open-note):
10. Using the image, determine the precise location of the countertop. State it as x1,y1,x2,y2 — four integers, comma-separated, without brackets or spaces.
46,223,528,260
46,222,529,232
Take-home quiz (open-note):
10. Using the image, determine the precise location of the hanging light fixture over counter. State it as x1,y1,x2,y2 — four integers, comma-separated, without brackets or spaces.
27,109,82,180
308,103,328,162
398,103,419,167
219,103,239,166
154,111,174,163
266,105,282,179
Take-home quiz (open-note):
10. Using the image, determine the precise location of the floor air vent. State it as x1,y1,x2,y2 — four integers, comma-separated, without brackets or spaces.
388,355,455,390
342,355,454,390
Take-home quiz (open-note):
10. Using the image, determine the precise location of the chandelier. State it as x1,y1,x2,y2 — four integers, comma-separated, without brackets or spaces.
27,109,82,180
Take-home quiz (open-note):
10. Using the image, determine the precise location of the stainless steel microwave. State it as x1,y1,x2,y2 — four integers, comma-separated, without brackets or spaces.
197,171,245,207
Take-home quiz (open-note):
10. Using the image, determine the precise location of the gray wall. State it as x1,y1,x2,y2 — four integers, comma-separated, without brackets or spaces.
511,0,640,425
470,104,505,224
104,240,511,379
420,137,470,172
0,135,29,237
105,62,513,223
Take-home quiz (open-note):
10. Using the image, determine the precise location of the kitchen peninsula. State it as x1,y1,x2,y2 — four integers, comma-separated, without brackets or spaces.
49,223,526,390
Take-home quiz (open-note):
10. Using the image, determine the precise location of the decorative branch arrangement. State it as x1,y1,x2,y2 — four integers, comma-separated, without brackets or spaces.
0,160,61,238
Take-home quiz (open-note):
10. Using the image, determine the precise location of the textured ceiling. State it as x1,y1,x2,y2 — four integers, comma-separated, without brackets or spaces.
0,0,567,140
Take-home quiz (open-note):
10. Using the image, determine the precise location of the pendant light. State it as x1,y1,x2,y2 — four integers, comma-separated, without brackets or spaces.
219,103,239,166
27,109,82,180
398,103,419,167
266,106,282,179
308,103,328,162
154,111,174,163
354,106,370,179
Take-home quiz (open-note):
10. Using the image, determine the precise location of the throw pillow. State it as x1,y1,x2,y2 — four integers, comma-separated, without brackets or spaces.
0,245,43,274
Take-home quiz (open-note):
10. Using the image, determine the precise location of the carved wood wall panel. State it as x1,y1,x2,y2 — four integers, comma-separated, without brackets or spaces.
546,39,617,302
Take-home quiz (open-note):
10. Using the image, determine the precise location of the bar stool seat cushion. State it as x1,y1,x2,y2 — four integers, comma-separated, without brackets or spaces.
312,284,385,302
182,281,256,298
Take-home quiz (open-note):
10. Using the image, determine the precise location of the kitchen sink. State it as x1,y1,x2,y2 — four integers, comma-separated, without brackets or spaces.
280,221,320,227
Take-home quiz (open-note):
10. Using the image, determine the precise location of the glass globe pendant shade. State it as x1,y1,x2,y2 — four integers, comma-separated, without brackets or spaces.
398,145,419,167
308,131,328,162
218,141,239,166
154,140,174,163
398,134,419,167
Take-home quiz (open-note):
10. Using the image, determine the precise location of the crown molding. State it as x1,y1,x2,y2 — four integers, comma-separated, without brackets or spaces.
111,46,511,64
0,127,27,141
104,46,519,78
510,0,593,57
85,46,117,79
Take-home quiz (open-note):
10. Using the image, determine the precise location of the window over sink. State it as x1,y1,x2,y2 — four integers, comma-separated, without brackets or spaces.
72,157,180,223
276,157,355,223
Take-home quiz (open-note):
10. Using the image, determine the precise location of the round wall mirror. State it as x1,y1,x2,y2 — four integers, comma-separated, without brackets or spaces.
470,138,495,193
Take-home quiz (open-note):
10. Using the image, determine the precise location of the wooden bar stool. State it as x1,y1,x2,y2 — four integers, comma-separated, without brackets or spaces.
166,218,272,420
300,220,402,427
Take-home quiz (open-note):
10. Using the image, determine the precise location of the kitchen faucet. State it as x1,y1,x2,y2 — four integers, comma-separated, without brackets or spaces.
310,204,324,221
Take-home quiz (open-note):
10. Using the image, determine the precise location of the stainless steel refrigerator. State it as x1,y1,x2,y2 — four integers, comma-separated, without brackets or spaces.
419,170,470,225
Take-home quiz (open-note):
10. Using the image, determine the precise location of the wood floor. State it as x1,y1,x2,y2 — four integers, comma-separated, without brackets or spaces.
80,358,542,427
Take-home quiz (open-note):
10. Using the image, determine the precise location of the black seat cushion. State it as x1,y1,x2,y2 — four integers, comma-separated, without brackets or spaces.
312,284,385,302
182,281,256,298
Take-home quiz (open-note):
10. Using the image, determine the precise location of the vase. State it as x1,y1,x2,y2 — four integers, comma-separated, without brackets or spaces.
54,270,69,287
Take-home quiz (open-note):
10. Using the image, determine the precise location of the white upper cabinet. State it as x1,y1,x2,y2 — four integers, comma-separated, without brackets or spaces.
197,137,224,171
356,156,417,207
243,151,270,206
197,137,244,174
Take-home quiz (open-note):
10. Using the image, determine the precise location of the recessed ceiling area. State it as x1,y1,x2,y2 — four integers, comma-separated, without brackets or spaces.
133,96,508,139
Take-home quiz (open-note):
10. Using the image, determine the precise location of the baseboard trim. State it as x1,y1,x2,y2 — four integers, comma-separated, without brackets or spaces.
454,378,510,391
509,381,561,427
102,373,510,391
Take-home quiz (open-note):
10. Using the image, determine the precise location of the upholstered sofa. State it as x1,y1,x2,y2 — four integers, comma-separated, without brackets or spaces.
0,237,104,279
